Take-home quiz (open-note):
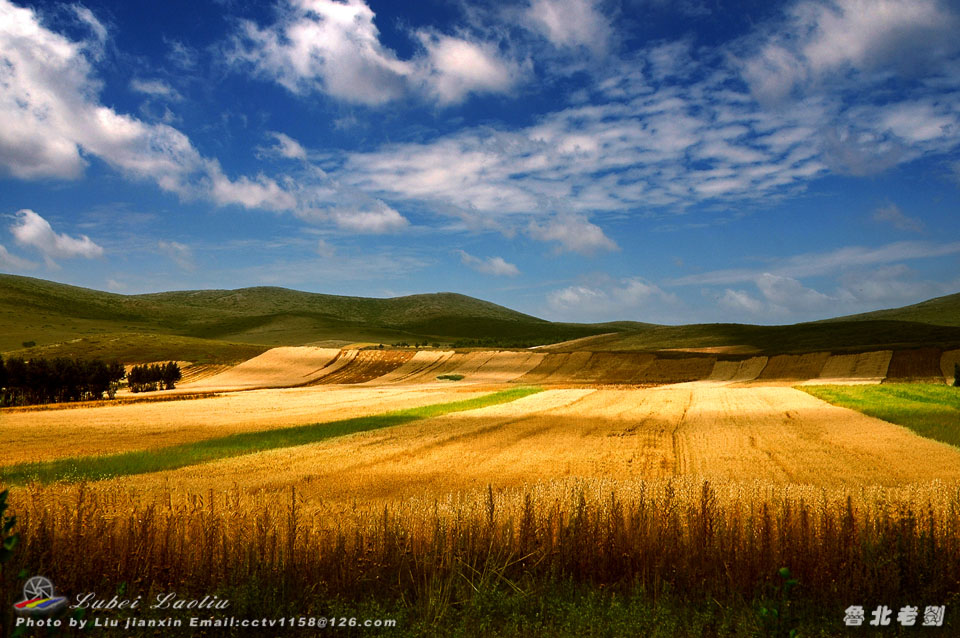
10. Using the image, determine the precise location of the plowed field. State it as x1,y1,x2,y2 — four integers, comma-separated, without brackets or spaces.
181,347,340,390
314,349,416,384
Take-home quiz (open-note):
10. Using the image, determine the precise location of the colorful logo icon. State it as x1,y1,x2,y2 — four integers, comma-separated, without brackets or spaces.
14,576,67,615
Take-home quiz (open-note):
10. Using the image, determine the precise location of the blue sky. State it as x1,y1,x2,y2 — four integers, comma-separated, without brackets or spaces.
1,0,959,324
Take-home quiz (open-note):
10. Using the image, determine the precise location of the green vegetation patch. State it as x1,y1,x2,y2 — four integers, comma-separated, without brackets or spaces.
437,374,464,381
801,383,960,448
1,386,543,485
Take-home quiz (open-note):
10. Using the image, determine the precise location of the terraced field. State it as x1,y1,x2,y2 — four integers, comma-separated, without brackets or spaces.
157,345,960,392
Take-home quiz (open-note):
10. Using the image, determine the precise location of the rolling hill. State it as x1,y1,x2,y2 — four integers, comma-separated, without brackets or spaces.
3,273,959,362
819,291,960,327
0,274,630,361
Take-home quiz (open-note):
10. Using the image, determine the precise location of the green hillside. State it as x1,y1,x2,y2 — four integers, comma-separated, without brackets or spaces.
545,320,960,355
0,274,621,361
3,274,959,362
819,292,960,327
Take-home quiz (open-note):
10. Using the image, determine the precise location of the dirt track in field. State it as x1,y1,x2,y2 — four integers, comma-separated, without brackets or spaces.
117,384,960,504
1,386,491,466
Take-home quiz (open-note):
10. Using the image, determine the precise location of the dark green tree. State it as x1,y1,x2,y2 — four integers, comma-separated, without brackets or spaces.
161,361,182,390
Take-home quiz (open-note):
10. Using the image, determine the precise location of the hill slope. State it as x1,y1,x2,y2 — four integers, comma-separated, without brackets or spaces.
4,274,959,361
544,320,960,355
819,292,960,327
0,274,624,360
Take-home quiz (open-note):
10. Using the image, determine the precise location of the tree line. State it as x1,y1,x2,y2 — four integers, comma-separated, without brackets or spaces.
127,362,182,393
0,355,125,406
0,356,184,405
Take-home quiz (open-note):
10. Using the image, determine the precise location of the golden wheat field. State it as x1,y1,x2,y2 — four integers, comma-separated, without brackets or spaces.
0,385,492,465
72,384,960,512
6,355,960,636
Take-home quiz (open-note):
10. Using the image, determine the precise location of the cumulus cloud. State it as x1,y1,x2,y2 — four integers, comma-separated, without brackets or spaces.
718,288,765,314
527,214,618,255
524,0,613,54
547,284,606,309
208,165,297,211
327,200,409,233
157,240,195,271
415,32,518,104
10,209,103,265
710,263,960,321
872,202,924,232
229,0,410,105
755,273,834,314
741,0,960,102
455,250,520,276
0,0,294,211
547,277,680,321
229,0,517,106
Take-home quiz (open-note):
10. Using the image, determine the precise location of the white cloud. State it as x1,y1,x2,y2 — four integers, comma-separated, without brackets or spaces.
328,200,409,233
0,0,296,212
70,4,106,57
710,264,960,321
755,273,834,314
872,202,924,232
670,240,960,286
157,240,195,271
415,32,518,104
741,0,960,101
263,132,308,160
547,277,680,321
0,244,37,270
718,288,765,314
130,78,183,101
10,209,103,264
835,264,960,307
527,214,618,255
207,164,297,211
315,238,336,258
230,0,411,105
455,250,520,276
799,0,957,76
229,0,518,106
547,284,606,309
524,0,613,54
165,38,197,69
306,1,960,234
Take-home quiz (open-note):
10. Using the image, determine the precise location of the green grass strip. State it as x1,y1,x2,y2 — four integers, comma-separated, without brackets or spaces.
800,383,960,448
2,386,543,485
